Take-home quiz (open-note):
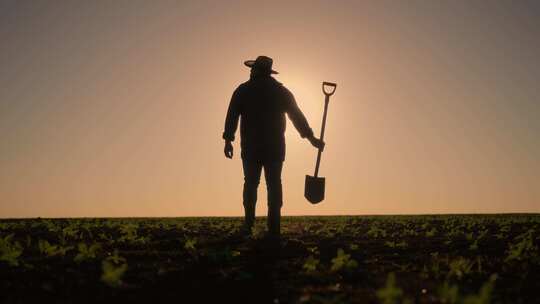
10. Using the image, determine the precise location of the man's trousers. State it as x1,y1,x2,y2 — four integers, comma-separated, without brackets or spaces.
242,159,283,235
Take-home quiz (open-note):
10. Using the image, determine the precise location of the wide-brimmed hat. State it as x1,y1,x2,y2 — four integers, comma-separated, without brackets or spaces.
244,55,278,74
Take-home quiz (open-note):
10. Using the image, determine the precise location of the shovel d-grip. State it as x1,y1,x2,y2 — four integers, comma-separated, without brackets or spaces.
305,81,337,204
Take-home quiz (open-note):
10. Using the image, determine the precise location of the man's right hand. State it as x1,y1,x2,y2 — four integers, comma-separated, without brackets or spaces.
224,141,234,159
308,136,325,151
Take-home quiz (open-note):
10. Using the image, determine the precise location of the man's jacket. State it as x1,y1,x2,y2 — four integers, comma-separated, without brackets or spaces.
223,75,313,161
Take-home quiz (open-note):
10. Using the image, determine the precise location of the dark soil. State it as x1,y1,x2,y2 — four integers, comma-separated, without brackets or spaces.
1,214,539,303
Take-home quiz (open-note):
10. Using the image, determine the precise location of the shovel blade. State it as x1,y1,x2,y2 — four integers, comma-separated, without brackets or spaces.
305,175,325,204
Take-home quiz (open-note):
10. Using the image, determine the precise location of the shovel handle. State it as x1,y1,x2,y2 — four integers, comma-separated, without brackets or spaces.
314,81,337,177
322,82,337,96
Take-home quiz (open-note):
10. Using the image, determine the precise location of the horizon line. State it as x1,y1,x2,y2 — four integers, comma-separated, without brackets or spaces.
1,212,539,220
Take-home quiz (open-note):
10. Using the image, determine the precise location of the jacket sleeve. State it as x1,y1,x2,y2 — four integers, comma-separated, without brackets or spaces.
222,88,241,142
284,87,314,139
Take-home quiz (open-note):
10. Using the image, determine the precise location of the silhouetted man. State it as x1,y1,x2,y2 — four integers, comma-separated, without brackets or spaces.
223,55,324,238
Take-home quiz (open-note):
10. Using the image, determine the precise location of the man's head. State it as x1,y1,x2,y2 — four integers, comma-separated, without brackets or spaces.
244,55,278,76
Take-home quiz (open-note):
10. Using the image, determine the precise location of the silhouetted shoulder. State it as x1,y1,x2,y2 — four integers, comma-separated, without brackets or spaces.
274,82,295,104
229,82,250,103
281,85,294,98
264,77,290,99
234,81,250,93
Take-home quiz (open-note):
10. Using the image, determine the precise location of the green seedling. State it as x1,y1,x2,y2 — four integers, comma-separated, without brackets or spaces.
100,250,127,287
62,225,79,239
367,225,387,238
307,246,320,255
376,273,403,304
184,238,197,251
330,248,358,272
469,239,479,251
74,242,101,263
118,223,147,244
0,234,23,266
505,229,537,262
303,255,320,274
38,239,73,257
101,255,128,287
448,257,474,280
426,228,437,237
463,274,497,304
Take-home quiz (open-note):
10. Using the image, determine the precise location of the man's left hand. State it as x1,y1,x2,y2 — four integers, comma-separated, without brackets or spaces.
224,141,234,159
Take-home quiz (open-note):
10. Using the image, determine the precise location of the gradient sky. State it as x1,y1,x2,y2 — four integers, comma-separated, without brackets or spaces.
1,1,539,218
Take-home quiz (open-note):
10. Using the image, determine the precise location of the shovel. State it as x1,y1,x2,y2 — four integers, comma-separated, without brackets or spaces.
305,81,337,204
